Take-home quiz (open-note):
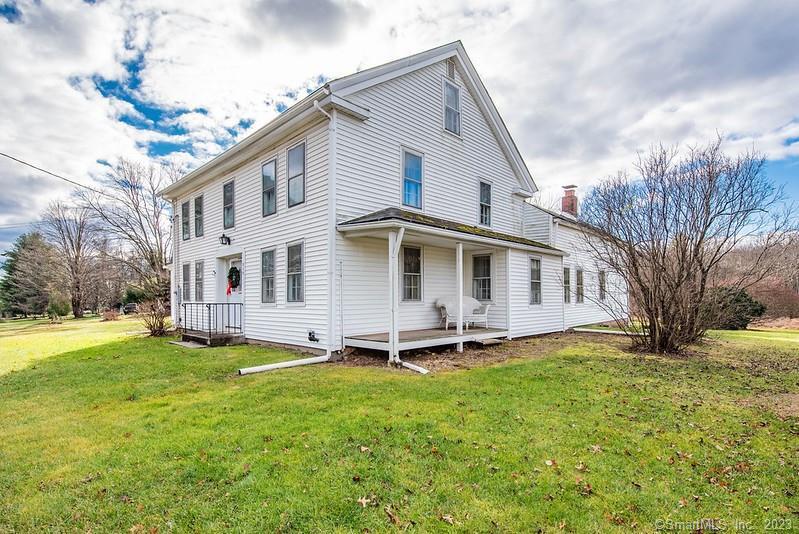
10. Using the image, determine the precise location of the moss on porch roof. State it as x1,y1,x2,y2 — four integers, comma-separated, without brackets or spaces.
339,208,563,252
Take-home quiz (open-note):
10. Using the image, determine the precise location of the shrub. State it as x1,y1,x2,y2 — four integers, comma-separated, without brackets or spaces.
47,293,71,323
702,287,766,330
102,309,120,321
123,286,147,305
139,300,170,336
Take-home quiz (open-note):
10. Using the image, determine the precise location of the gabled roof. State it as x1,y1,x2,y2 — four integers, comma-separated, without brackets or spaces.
160,41,537,199
339,208,563,254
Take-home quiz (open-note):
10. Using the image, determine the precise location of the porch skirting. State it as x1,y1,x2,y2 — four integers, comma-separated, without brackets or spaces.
345,327,507,352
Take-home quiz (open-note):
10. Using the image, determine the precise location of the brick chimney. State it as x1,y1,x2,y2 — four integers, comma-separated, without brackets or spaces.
561,185,578,216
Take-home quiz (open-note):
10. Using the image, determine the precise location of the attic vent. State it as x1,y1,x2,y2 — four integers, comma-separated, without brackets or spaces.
446,58,456,79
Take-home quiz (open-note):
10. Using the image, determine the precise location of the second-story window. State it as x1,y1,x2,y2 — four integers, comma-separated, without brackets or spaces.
444,80,461,136
194,196,204,237
402,149,423,209
262,159,277,217
181,201,190,240
287,142,305,207
223,181,234,229
479,181,491,226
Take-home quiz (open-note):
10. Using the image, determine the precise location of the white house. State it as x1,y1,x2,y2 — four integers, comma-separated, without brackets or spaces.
159,41,627,365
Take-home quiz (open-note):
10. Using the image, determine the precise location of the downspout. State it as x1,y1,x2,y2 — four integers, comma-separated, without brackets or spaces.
555,220,565,332
172,202,181,328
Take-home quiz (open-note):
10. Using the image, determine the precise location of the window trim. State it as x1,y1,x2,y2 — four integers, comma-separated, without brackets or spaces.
471,253,493,302
576,268,584,304
286,140,306,209
442,77,462,138
400,245,423,303
478,179,492,227
261,157,278,218
529,255,542,306
182,263,191,302
285,240,305,304
194,195,204,237
599,270,607,301
563,266,571,304
260,247,276,305
194,261,204,302
181,201,190,241
400,146,424,211
222,179,235,230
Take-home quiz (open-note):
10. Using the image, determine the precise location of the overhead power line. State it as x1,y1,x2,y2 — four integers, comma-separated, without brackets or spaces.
0,151,110,197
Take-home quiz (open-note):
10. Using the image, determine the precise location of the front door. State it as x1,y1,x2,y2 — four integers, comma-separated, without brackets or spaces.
222,256,243,332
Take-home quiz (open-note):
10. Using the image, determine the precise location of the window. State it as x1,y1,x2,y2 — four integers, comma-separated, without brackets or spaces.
530,258,542,305
223,181,235,229
195,261,204,301
402,149,423,209
194,196,204,237
262,159,277,217
286,243,304,302
401,247,422,301
479,181,491,226
182,263,191,302
287,143,305,207
472,254,492,301
181,202,190,240
576,269,584,303
599,270,607,301
261,249,275,303
444,80,461,136
563,267,571,303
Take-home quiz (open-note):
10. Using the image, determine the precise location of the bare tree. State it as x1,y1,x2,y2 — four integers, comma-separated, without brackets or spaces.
40,202,98,318
78,159,178,301
580,137,797,353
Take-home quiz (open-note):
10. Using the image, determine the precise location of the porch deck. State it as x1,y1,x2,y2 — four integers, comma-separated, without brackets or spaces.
345,327,507,352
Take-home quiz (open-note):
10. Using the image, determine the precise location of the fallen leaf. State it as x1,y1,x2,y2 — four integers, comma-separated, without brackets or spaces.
678,497,688,508
590,444,603,454
575,462,588,472
385,505,400,525
441,514,454,525
359,446,371,453
357,496,371,508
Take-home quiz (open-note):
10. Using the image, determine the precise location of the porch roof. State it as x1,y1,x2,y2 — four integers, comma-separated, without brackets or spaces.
338,208,566,255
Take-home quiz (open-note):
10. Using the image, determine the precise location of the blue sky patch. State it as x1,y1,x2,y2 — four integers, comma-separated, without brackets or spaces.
0,1,21,23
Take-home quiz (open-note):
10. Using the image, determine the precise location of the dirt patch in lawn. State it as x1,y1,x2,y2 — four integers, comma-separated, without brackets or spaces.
740,393,799,419
338,331,629,373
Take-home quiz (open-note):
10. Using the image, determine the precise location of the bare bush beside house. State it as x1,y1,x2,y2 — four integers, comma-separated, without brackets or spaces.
139,300,170,336
579,137,797,353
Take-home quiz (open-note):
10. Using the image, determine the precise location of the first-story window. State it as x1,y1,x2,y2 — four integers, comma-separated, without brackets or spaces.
223,181,235,229
472,254,492,301
194,195,204,237
576,268,584,303
401,246,422,301
530,257,542,305
181,201,190,240
479,181,491,226
563,267,571,303
262,159,277,216
286,242,304,302
402,149,423,209
182,263,191,302
287,143,305,207
195,261,204,301
599,270,607,301
261,249,275,303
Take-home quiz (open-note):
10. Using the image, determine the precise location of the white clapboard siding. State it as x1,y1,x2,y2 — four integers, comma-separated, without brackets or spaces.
336,60,524,234
522,202,552,244
509,250,565,336
555,224,627,327
172,121,331,349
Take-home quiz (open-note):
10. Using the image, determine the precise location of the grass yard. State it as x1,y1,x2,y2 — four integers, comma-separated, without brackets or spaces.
0,318,797,532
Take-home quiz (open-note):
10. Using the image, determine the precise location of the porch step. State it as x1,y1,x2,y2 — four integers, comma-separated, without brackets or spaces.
182,331,245,347
475,338,504,347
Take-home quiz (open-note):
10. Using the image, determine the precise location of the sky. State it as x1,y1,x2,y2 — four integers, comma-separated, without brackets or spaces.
1,0,798,252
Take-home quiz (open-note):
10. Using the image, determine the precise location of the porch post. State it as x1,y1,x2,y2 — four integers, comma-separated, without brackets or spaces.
505,247,512,340
388,231,398,363
456,242,464,353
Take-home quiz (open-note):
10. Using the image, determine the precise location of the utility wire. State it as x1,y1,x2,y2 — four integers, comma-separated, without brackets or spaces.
0,151,111,198
0,222,37,229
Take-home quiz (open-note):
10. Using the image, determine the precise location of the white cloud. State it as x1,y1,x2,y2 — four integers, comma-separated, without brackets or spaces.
1,0,798,251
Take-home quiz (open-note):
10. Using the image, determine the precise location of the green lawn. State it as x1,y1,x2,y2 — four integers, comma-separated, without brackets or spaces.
0,319,797,532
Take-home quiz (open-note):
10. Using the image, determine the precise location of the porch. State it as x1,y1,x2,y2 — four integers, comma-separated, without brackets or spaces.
345,326,508,352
